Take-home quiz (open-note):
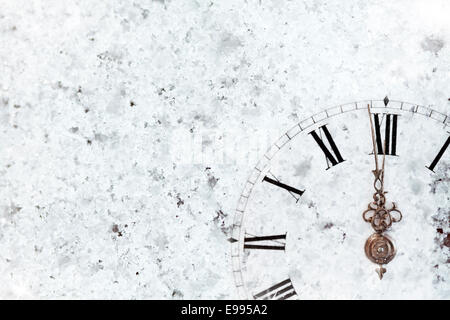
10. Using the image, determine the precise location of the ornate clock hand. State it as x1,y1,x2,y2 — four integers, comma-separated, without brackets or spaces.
368,104,380,173
363,104,402,279
367,104,386,207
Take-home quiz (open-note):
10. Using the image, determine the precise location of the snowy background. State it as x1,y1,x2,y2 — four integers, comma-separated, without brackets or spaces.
0,0,449,299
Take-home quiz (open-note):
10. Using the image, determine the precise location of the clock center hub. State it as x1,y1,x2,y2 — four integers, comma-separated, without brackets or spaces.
364,233,396,265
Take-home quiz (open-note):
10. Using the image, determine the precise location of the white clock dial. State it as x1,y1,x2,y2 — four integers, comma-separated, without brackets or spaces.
231,99,449,300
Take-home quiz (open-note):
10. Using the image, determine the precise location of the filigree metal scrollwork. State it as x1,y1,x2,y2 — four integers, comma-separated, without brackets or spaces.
362,201,402,233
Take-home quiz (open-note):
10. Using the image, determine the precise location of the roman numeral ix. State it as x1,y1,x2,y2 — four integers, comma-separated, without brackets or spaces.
254,278,297,300
244,233,286,251
309,125,345,169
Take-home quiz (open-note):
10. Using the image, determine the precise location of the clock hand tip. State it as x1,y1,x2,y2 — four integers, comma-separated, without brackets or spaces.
376,265,386,280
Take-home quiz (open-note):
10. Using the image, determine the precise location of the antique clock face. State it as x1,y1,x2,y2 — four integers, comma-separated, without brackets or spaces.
230,99,449,300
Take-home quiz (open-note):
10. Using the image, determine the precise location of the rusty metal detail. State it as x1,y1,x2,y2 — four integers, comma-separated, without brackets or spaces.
364,233,396,279
363,103,402,279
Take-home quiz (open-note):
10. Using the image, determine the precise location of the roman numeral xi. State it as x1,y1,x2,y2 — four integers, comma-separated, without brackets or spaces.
309,125,345,169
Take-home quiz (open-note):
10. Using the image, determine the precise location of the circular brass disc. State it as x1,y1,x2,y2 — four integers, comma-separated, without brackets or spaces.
364,233,396,265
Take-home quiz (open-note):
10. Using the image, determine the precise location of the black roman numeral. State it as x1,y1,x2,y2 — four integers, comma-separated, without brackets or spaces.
373,113,398,155
263,175,304,201
309,125,345,169
244,234,286,251
426,135,450,172
254,278,297,300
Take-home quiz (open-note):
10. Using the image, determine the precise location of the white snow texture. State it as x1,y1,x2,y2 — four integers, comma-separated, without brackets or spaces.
0,0,449,299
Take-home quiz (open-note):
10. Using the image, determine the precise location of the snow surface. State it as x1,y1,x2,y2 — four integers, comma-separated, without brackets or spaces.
0,0,449,299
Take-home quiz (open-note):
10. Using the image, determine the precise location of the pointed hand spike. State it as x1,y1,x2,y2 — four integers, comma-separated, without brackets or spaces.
376,266,386,280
